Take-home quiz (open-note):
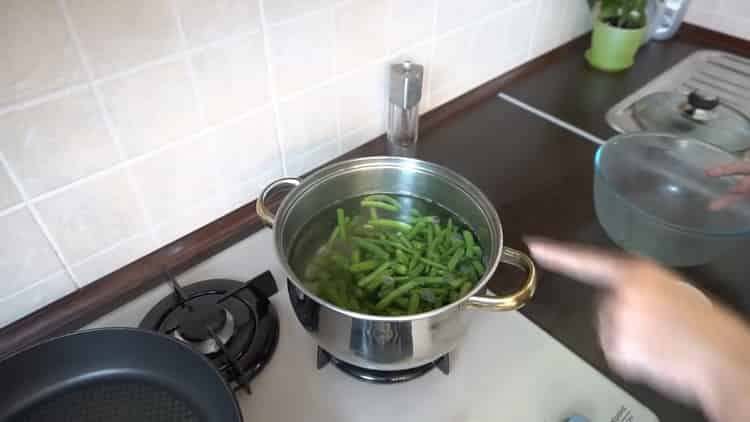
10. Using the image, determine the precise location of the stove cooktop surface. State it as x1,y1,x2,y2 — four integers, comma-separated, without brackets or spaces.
88,231,659,422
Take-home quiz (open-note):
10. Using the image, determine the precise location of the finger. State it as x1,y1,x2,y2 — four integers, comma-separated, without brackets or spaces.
597,296,617,355
729,176,750,194
706,161,750,177
709,194,744,211
526,237,628,288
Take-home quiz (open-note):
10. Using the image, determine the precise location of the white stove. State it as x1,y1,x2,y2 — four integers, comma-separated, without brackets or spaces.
88,229,658,422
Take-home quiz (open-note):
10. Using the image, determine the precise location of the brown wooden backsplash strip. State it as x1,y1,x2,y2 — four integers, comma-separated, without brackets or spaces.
679,23,750,56
1,24,748,358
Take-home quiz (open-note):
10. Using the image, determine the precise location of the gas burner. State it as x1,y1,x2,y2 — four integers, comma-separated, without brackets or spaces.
316,347,450,384
173,306,235,354
140,271,280,393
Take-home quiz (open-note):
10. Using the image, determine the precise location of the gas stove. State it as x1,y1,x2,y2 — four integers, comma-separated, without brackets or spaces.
138,273,280,393
88,230,659,422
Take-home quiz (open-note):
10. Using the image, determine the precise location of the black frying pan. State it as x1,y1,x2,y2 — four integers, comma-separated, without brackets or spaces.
0,328,242,422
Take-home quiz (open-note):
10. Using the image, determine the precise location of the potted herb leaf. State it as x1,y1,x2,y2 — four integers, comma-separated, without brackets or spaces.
587,0,648,72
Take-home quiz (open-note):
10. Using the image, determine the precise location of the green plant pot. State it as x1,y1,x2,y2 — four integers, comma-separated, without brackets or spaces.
586,19,647,72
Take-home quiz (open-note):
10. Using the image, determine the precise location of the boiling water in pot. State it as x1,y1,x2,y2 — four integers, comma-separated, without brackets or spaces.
288,194,487,316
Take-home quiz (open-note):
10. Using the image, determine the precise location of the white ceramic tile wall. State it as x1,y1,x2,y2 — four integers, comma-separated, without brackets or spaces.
0,0,592,327
686,0,750,41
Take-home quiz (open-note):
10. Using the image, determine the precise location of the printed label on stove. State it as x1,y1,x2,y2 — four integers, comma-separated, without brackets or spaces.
611,405,634,422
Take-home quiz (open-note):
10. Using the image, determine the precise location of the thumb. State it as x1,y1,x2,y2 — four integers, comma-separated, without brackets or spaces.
706,160,750,177
526,237,628,288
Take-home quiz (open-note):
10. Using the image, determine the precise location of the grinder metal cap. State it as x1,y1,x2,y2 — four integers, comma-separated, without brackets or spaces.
389,61,424,109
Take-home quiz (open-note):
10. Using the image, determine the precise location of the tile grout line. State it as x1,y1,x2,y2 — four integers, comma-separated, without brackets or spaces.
169,0,209,129
258,0,290,177
497,93,606,145
426,0,440,109
0,30,261,119
58,0,160,247
0,202,26,218
168,0,225,219
264,0,348,30
25,103,274,206
0,269,69,305
526,0,542,61
331,6,343,154
0,150,80,288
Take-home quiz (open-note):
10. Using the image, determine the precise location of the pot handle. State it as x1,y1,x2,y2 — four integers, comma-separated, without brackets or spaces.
256,177,301,227
465,247,537,311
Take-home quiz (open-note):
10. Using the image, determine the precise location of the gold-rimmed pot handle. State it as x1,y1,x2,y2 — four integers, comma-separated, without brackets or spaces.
256,178,300,227
465,247,537,311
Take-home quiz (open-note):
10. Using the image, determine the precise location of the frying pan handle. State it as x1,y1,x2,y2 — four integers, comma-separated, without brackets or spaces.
256,177,300,227
465,247,537,311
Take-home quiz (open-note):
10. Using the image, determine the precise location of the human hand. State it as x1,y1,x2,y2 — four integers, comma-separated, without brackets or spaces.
527,238,750,422
706,159,750,211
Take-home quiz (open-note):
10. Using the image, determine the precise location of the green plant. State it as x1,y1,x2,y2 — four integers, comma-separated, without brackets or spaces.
598,0,648,29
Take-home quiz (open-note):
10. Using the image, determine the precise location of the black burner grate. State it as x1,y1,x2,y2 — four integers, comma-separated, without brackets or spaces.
140,272,279,394
316,347,450,383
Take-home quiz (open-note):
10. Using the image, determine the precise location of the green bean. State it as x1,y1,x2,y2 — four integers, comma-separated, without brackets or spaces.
472,260,485,275
350,260,379,273
463,230,475,257
441,243,460,260
364,195,401,209
418,256,448,270
408,263,425,277
348,296,361,312
428,229,444,259
326,226,340,249
357,262,391,287
375,280,424,310
416,287,447,302
447,277,466,289
407,252,418,270
449,291,459,303
395,249,408,265
409,276,445,284
378,283,395,298
330,253,349,270
337,208,347,240
463,264,479,282
303,194,486,316
406,221,426,239
458,281,473,298
369,219,412,232
407,292,420,314
361,200,399,212
398,234,413,250
353,238,390,259
321,284,345,308
393,297,410,309
447,247,465,271
369,239,413,254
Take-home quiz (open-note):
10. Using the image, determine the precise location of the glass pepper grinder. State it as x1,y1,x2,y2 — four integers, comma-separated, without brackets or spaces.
387,61,424,157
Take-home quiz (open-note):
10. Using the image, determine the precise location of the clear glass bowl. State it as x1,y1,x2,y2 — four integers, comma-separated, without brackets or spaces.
594,132,750,266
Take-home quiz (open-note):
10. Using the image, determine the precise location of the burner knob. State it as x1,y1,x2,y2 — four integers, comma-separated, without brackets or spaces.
565,416,590,422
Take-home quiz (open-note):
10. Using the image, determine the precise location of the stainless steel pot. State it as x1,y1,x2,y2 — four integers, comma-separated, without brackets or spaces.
257,156,537,371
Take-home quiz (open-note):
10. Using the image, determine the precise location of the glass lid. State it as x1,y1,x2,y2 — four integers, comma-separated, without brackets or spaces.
631,91,750,153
